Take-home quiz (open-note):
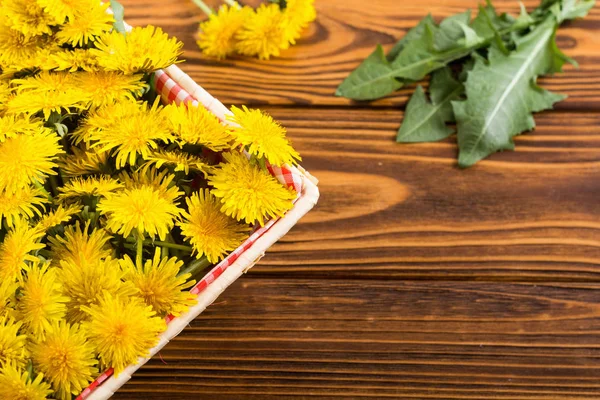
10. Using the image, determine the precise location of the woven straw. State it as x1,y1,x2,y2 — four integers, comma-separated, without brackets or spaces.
76,64,319,399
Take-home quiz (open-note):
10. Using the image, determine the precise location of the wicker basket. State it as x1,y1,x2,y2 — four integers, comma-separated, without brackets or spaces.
75,64,320,399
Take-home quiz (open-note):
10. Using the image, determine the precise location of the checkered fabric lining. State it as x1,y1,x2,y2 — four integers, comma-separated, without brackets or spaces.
77,70,305,400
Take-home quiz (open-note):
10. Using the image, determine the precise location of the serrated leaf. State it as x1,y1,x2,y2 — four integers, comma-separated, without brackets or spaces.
335,45,403,100
551,0,596,22
397,67,464,143
453,17,567,167
110,0,127,34
388,14,435,61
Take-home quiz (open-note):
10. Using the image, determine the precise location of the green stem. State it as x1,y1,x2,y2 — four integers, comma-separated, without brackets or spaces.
33,180,53,202
223,0,239,8
178,256,212,279
143,240,193,252
136,231,144,267
191,0,214,15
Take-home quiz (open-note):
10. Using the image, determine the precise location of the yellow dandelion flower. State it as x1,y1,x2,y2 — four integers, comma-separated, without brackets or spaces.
228,105,301,166
85,99,174,168
0,279,19,318
282,0,316,44
117,166,175,193
0,115,45,143
31,321,98,400
59,257,136,324
0,22,40,69
0,80,12,112
82,293,166,374
0,317,27,369
0,186,48,228
2,0,59,37
165,103,233,151
58,145,108,177
74,71,146,109
51,49,99,73
235,3,289,60
11,71,75,93
0,220,45,281
49,222,112,267
121,249,196,317
35,0,92,23
36,204,81,232
209,151,296,225
0,130,63,193
58,176,123,203
178,189,249,263
98,175,183,240
55,1,113,46
197,3,251,59
0,362,53,400
17,262,69,339
142,149,211,176
92,26,183,75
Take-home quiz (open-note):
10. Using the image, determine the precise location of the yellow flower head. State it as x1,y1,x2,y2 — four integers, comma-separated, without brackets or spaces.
35,204,81,232
31,321,98,400
209,151,296,226
0,279,19,318
235,3,289,60
58,175,124,203
36,0,94,23
82,293,166,374
165,103,233,151
98,172,183,240
75,71,146,109
51,49,99,73
0,115,45,143
228,105,301,166
0,317,27,369
92,26,183,75
142,149,211,177
2,0,59,38
0,22,40,70
17,262,69,339
59,257,136,324
0,362,53,400
55,1,113,46
121,249,196,317
282,0,316,44
0,186,48,228
178,189,250,263
0,219,45,281
58,145,108,177
49,221,112,267
197,3,251,59
0,80,12,112
84,99,174,168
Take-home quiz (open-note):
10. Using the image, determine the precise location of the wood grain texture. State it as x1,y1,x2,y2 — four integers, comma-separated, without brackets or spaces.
120,0,600,109
114,279,600,399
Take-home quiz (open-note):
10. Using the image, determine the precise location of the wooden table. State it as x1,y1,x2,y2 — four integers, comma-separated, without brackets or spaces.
117,0,600,398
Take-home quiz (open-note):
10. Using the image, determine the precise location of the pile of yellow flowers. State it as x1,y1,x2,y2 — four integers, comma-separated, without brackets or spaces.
0,0,301,399
196,0,316,60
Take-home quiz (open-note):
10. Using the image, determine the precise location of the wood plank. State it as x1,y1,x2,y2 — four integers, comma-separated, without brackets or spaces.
120,0,600,109
246,108,600,281
113,279,600,399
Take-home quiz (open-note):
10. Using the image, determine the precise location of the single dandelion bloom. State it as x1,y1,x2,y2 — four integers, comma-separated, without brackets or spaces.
55,2,113,46
121,249,196,317
92,26,183,75
0,362,53,400
0,317,27,369
0,186,48,228
51,49,99,72
0,115,46,143
82,293,166,374
142,149,211,176
58,176,123,203
228,105,301,166
86,99,174,168
209,152,297,225
282,0,316,44
0,22,40,69
36,204,81,232
31,321,98,400
75,71,146,109
49,222,112,268
35,0,92,23
165,103,233,151
197,3,251,59
178,189,250,263
0,220,45,281
98,176,183,240
7,88,89,119
17,262,69,339
58,145,108,177
235,3,289,60
3,0,59,37
59,258,136,323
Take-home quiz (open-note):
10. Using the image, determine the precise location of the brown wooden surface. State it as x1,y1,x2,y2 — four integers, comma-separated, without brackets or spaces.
116,0,600,398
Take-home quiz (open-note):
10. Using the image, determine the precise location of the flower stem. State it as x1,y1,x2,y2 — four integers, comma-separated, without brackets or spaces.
33,180,53,202
191,0,214,16
223,0,239,8
178,256,212,279
143,240,193,253
136,231,144,267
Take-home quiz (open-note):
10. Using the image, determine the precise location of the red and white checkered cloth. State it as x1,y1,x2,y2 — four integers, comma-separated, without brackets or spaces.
77,69,305,400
